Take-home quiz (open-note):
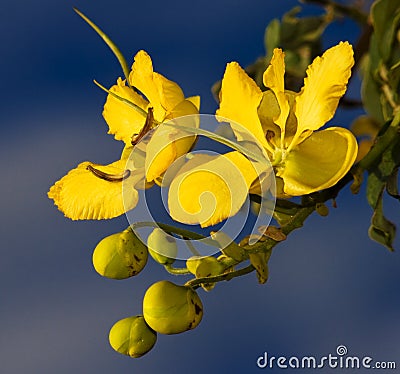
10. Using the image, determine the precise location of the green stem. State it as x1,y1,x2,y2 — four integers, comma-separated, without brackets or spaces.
73,8,132,84
164,264,191,275
379,65,400,114
185,264,255,289
358,112,400,171
93,80,150,120
130,221,218,247
184,240,201,256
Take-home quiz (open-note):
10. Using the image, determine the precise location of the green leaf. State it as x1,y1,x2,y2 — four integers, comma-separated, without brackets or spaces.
368,189,396,251
360,36,386,124
371,0,400,63
280,6,330,49
366,129,400,207
364,115,400,250
386,168,400,199
74,8,131,84
366,172,385,208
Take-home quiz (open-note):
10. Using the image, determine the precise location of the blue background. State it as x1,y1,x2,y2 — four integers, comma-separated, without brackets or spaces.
1,0,399,373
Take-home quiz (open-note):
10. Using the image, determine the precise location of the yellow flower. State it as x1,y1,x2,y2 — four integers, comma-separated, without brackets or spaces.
218,41,358,196
169,42,358,227
104,50,200,182
48,50,199,220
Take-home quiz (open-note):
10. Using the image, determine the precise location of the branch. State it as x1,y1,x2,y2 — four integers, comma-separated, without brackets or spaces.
299,0,368,25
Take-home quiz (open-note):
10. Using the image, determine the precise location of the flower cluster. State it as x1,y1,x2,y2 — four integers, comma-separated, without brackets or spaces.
49,42,357,227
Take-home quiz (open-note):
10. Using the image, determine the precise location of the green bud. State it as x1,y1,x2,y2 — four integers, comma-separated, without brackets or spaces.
92,228,148,279
109,315,157,358
186,256,202,275
143,280,203,334
316,203,329,217
147,228,178,265
186,256,225,291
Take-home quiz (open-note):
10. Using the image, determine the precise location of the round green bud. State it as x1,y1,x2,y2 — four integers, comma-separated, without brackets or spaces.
316,202,329,217
147,228,178,265
92,228,148,279
186,256,203,275
186,256,225,290
186,256,225,277
143,280,203,334
109,315,157,358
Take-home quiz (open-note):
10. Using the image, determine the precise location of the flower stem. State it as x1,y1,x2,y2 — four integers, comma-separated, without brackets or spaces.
164,264,191,275
185,264,255,289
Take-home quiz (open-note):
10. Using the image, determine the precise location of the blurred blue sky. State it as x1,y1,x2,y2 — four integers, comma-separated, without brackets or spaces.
1,0,400,373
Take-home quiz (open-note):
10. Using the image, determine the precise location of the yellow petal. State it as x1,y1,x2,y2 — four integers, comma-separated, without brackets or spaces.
165,98,199,120
103,78,149,144
145,109,199,182
48,160,138,220
278,127,358,195
263,49,290,135
217,62,269,149
129,50,185,122
295,42,354,135
186,95,201,110
153,72,185,112
145,135,177,182
168,151,258,227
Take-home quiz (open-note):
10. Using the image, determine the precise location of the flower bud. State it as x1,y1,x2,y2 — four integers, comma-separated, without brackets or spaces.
92,228,148,279
186,256,225,291
109,315,157,358
143,280,203,334
147,228,178,265
316,202,329,217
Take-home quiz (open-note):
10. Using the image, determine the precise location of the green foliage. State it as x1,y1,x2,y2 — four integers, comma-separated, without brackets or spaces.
364,116,400,251
361,0,400,123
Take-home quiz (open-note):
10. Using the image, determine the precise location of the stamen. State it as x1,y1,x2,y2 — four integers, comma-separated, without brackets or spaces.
266,130,275,141
87,164,131,182
131,107,154,145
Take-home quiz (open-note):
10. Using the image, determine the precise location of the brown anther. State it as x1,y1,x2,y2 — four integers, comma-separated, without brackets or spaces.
131,107,154,145
87,164,131,182
266,130,275,141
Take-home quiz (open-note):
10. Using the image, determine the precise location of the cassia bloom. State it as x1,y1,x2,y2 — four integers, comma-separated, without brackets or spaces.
169,42,358,227
48,50,199,220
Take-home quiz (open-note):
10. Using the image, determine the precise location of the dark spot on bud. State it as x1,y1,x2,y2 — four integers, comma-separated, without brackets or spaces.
194,303,202,315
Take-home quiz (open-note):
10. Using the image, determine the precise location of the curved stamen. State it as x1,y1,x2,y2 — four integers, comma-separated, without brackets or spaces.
87,164,131,182
131,107,155,145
